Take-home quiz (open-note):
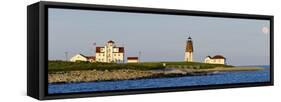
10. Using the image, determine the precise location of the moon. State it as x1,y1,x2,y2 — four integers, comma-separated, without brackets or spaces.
262,26,269,34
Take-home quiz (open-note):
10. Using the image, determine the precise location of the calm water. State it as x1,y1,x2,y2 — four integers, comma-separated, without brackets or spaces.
48,65,270,94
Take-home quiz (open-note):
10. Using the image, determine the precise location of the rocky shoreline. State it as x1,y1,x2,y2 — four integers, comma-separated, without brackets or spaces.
48,67,264,84
48,69,157,83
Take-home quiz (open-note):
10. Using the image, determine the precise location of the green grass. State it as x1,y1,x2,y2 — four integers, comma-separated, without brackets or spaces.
48,61,164,72
161,61,233,69
48,60,233,72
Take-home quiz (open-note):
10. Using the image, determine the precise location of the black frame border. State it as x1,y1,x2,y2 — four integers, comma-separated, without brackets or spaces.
30,1,274,100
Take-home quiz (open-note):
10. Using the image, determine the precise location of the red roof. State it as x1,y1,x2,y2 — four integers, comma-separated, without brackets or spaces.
86,56,96,60
127,57,138,60
107,40,115,43
206,56,212,58
96,47,102,53
207,55,225,59
79,54,96,60
212,55,225,59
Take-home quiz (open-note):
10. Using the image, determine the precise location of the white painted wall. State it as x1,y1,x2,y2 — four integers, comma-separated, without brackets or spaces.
185,52,193,62
204,58,225,64
70,54,88,62
127,59,139,63
0,0,279,102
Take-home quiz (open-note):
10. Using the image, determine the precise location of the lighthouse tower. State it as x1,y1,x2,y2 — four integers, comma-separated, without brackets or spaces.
185,36,194,62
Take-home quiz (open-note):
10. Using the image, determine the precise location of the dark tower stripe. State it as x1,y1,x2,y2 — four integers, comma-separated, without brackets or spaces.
186,37,193,52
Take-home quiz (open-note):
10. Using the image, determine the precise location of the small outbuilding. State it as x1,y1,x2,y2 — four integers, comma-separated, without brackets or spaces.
204,55,226,64
70,54,96,62
127,57,139,63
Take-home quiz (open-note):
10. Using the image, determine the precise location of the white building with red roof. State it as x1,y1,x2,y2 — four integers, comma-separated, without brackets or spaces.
70,54,96,62
127,57,139,63
204,55,226,64
95,40,124,63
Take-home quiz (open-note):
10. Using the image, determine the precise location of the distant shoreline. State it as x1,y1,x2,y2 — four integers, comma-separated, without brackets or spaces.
48,67,264,84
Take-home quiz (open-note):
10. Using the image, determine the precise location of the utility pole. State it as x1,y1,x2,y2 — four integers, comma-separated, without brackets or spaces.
64,51,68,61
121,43,125,63
93,42,96,55
138,51,141,63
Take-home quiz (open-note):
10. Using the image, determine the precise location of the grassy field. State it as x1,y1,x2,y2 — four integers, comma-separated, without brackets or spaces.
160,61,233,69
48,60,233,72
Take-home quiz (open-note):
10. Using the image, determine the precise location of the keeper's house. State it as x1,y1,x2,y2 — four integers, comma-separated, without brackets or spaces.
127,57,139,63
95,40,124,63
70,54,96,62
204,55,226,64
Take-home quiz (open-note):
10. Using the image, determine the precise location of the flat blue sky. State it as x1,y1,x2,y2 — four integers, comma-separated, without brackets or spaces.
48,8,270,66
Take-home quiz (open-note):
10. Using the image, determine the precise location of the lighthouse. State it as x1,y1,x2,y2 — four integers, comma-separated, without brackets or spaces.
185,36,193,62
